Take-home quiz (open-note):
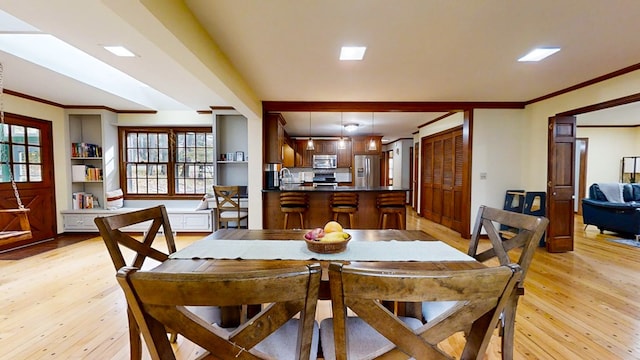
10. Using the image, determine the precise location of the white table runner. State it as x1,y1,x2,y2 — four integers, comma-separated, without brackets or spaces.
170,239,474,262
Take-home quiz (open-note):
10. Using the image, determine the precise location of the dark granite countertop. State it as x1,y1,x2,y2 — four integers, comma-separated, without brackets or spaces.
262,185,409,192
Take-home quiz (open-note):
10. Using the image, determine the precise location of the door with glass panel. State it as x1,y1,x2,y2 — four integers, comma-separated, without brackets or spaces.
0,113,55,250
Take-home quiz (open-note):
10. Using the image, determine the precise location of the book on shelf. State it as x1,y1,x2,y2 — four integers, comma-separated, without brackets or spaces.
71,165,103,181
71,142,102,158
72,192,96,209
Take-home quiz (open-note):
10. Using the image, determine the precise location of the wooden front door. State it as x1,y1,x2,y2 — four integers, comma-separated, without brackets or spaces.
546,115,575,252
0,113,56,251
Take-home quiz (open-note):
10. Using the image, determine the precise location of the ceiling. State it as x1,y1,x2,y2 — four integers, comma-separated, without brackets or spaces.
0,1,639,143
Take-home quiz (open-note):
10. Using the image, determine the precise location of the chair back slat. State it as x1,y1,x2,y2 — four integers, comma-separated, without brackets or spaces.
280,192,308,207
118,264,322,360
469,205,549,282
331,193,358,207
214,185,241,209
376,192,405,207
94,205,176,271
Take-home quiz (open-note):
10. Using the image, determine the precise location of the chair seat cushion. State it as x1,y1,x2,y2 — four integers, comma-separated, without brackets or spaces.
320,316,422,360
219,211,248,219
421,300,459,322
215,319,319,360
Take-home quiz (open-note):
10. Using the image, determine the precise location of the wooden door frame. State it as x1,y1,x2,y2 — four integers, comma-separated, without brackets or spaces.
412,142,419,212
418,123,470,237
576,138,588,216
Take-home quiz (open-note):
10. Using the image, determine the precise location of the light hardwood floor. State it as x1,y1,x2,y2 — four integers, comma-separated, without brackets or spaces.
1,208,639,359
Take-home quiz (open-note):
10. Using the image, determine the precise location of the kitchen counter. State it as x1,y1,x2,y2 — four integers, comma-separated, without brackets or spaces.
263,185,408,192
262,187,408,229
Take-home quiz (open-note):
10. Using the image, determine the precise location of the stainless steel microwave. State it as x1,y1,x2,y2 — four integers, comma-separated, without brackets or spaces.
312,154,337,169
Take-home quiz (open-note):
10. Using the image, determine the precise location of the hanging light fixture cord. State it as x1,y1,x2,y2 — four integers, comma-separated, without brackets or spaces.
306,112,314,150
368,112,377,151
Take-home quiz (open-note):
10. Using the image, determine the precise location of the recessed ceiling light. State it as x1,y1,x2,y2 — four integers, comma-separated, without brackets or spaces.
518,47,561,62
103,45,136,57
340,46,366,61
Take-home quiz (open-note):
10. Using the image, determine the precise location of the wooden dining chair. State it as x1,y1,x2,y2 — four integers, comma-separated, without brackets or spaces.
422,205,549,359
320,262,522,360
94,205,219,360
117,263,322,360
213,185,248,229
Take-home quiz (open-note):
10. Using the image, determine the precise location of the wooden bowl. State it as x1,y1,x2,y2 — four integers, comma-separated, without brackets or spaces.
304,234,351,254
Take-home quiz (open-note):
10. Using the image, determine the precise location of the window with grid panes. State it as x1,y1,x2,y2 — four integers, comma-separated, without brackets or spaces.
120,128,214,197
0,123,42,183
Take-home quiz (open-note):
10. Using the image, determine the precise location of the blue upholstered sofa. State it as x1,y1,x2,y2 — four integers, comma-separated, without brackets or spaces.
582,183,640,238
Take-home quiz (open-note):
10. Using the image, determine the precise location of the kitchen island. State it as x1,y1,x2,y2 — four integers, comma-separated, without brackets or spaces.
262,186,408,229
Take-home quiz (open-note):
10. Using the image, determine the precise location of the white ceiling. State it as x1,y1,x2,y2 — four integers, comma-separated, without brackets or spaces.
0,0,639,142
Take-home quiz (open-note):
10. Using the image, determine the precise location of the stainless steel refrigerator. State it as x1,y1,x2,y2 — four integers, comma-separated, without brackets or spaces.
354,154,381,187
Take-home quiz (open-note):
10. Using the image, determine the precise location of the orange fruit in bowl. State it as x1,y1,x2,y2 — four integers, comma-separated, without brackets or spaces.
324,220,343,233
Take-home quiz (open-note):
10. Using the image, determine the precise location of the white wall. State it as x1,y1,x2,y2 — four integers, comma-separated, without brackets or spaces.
470,109,527,223
577,127,640,185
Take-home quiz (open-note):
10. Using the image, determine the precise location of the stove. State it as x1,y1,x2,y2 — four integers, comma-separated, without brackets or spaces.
312,172,337,186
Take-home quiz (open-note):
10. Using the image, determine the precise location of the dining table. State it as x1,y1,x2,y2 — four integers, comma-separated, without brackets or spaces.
151,228,485,327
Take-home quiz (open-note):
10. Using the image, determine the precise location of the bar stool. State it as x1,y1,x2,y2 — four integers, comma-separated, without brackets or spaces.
280,192,308,229
377,192,406,229
330,192,358,229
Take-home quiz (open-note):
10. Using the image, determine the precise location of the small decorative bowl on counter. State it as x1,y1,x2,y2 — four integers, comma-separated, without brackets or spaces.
304,234,351,254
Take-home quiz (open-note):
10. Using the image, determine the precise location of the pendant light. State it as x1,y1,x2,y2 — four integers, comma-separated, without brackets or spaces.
337,112,346,149
306,112,315,150
368,112,377,151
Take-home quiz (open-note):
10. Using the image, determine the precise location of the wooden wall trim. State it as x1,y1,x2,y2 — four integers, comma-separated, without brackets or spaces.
417,112,458,129
526,63,640,105
558,92,640,117
262,101,525,112
461,109,473,239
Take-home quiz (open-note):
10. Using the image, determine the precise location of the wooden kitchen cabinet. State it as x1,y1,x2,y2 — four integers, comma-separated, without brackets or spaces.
337,139,352,168
314,140,337,155
295,139,313,167
264,113,286,163
352,136,383,155
282,142,295,167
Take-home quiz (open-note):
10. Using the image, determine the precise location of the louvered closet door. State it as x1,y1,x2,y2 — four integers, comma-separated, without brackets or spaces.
420,127,463,232
420,139,434,220
451,131,464,233
441,136,454,227
431,138,444,223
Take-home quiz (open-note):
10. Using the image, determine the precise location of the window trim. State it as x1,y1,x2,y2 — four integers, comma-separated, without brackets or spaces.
118,126,214,200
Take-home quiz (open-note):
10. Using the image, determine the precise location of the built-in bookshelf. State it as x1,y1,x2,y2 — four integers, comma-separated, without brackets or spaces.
66,112,118,211
213,112,248,187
